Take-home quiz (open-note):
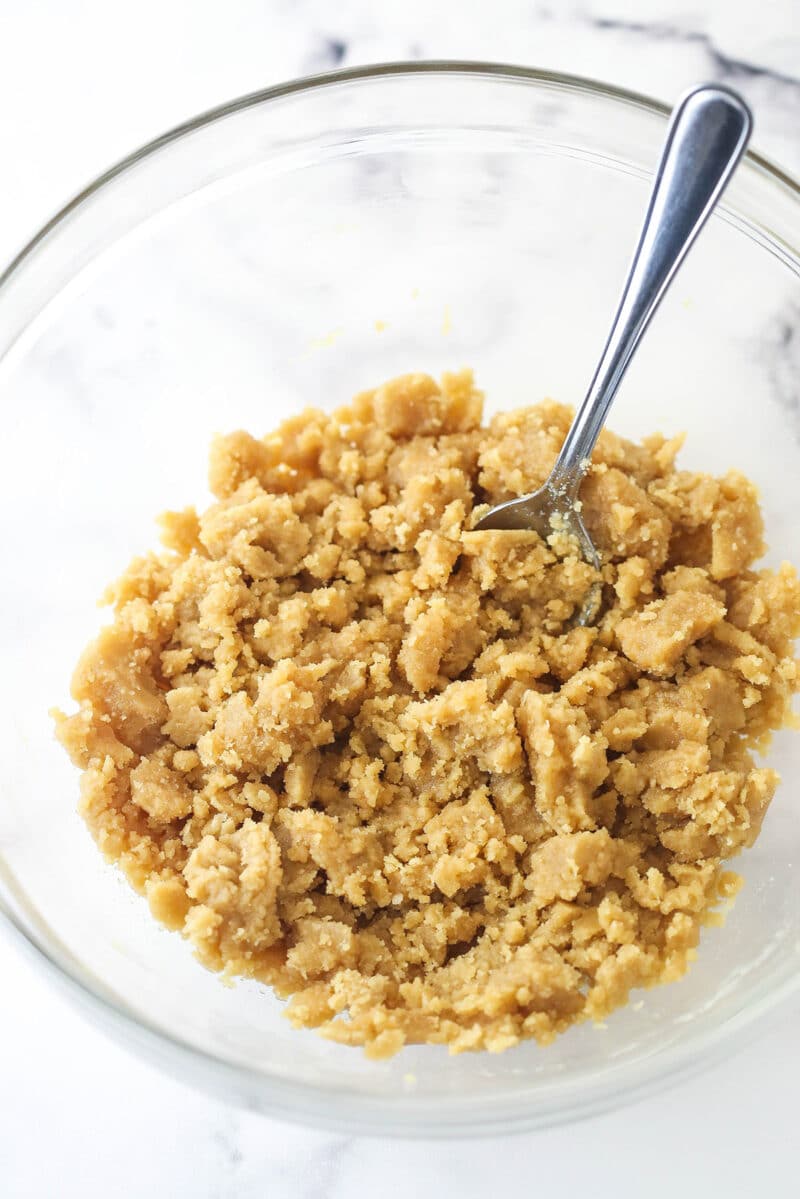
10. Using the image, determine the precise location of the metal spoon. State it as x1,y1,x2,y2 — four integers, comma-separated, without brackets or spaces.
474,83,752,622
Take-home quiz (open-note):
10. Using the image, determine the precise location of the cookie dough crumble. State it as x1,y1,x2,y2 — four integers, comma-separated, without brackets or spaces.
55,371,800,1056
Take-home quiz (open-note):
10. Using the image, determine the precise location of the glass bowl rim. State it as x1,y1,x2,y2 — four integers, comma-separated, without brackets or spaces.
2,59,799,1137
3,59,799,293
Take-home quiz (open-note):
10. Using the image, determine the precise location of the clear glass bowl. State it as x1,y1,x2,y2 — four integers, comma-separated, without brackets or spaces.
1,63,798,1138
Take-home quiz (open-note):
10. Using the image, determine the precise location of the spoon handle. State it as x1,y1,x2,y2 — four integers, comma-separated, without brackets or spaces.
548,83,752,497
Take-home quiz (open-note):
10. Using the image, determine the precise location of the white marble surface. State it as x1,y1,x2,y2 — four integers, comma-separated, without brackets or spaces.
2,1,800,1195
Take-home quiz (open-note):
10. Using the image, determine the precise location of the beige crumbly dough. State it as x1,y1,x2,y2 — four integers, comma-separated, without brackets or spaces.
55,370,800,1058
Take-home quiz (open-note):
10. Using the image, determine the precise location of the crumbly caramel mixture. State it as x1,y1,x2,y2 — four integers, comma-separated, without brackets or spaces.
55,371,800,1057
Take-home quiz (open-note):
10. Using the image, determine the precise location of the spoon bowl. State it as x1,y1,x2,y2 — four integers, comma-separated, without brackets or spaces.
474,480,602,622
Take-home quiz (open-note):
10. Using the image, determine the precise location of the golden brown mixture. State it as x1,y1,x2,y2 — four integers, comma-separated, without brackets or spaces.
55,371,800,1057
